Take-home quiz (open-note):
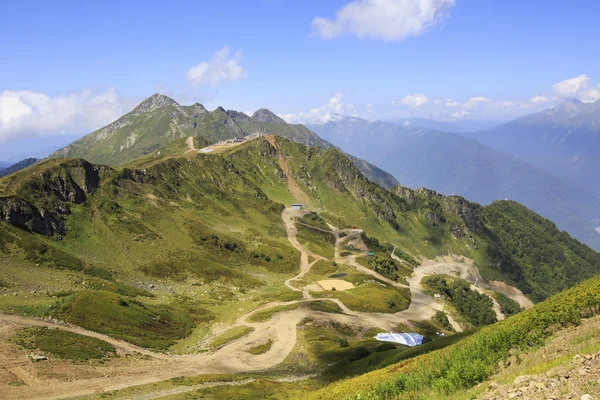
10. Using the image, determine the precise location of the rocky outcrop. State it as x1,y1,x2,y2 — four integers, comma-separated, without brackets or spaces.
252,109,286,124
0,197,66,236
132,93,179,115
1,160,108,237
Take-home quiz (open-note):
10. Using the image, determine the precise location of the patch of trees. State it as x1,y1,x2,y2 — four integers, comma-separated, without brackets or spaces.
481,201,600,302
433,310,455,332
425,276,496,327
494,291,522,317
368,257,400,281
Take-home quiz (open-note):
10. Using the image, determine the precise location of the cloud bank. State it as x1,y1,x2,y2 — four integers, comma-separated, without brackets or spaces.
187,46,247,87
0,89,134,143
312,0,456,41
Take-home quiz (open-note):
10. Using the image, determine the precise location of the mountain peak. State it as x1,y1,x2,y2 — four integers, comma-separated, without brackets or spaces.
133,93,179,115
252,109,286,124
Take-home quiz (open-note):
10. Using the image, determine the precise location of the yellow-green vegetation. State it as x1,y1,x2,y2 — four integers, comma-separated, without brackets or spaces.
321,283,410,313
302,261,411,313
296,221,336,259
321,330,475,383
1,133,600,399
248,304,301,323
246,339,274,355
57,291,211,349
12,327,116,360
307,300,345,314
209,326,255,350
306,273,600,400
161,378,322,400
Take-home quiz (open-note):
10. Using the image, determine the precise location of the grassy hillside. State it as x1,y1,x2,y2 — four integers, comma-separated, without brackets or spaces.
0,158,39,178
2,137,598,326
2,136,600,399
305,273,600,399
47,94,398,190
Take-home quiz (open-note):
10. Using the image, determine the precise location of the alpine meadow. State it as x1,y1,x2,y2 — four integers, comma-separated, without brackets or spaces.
2,1,600,399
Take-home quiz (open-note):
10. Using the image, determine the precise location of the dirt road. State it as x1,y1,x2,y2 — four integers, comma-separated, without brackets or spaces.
0,207,498,399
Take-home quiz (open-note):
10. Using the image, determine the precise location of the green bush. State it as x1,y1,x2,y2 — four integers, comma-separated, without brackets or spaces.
13,327,115,360
57,290,196,349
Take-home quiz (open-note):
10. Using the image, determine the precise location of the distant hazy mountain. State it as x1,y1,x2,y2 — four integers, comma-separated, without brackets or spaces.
0,158,40,178
0,162,11,170
1,135,82,163
466,99,600,194
388,117,504,133
309,116,600,251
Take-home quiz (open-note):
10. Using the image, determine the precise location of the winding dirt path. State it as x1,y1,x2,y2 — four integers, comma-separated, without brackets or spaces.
264,135,310,205
183,136,196,154
0,207,474,399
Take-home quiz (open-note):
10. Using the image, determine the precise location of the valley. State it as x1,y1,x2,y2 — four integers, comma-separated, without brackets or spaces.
3,4,600,399
0,134,565,400
0,204,494,400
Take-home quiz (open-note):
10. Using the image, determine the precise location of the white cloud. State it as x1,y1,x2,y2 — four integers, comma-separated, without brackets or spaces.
403,121,411,126
366,103,375,113
552,74,589,98
186,46,247,87
0,88,133,143
436,98,460,107
280,92,349,124
530,95,550,104
551,74,600,102
463,96,491,108
312,0,456,42
582,86,600,102
450,110,471,120
398,93,428,108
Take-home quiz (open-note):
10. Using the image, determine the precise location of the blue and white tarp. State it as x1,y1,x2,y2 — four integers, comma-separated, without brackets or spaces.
374,332,424,347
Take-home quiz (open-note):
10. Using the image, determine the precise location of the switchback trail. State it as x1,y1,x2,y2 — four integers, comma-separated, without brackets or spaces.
0,207,470,399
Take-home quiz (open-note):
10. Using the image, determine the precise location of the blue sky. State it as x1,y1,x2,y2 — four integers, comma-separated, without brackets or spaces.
1,0,600,155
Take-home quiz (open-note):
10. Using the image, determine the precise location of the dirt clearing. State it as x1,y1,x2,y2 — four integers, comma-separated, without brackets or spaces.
489,280,534,309
317,280,355,291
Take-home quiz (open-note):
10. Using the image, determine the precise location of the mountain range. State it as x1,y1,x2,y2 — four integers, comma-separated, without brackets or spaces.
467,99,600,195
309,116,600,252
0,158,39,178
387,117,504,133
2,94,600,399
48,94,396,188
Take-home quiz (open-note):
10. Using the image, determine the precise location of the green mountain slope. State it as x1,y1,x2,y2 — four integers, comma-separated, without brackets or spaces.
310,116,600,252
49,94,397,189
305,272,600,400
2,136,600,399
4,137,599,305
49,94,329,165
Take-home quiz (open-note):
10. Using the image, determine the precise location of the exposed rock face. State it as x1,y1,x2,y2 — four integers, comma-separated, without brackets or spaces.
132,93,179,115
0,197,66,236
252,109,286,124
0,160,108,237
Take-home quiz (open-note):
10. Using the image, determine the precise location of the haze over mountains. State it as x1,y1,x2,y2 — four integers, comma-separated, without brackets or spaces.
387,117,504,133
309,109,600,252
3,93,600,400
466,99,600,195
